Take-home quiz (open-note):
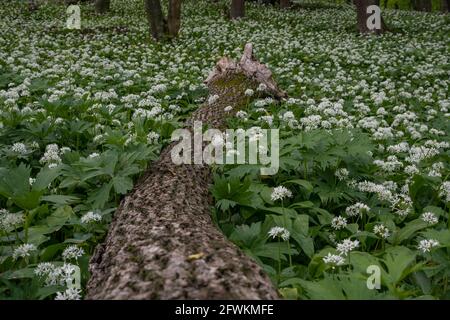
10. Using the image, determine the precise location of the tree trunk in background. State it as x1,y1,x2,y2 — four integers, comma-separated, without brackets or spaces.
280,0,291,8
354,0,387,34
144,0,182,41
86,44,285,300
144,0,168,41
231,0,245,19
168,0,182,38
95,0,110,14
412,0,432,11
442,0,450,12
28,0,38,11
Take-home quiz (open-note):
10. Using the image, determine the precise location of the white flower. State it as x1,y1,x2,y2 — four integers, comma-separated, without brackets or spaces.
439,181,450,202
34,262,56,277
62,245,85,261
335,168,349,181
80,211,102,224
208,94,219,105
373,224,390,239
244,89,254,97
336,239,359,256
257,83,267,92
48,163,58,169
323,253,345,266
11,142,27,154
224,105,233,112
421,212,438,225
55,288,82,300
417,239,440,253
0,209,24,231
13,243,37,260
147,131,160,144
236,111,248,119
268,226,290,241
88,152,100,159
270,186,293,201
345,203,370,217
331,216,347,230
40,144,61,164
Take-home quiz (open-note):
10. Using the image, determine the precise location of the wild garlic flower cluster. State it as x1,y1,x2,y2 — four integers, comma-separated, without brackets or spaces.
268,226,290,241
270,186,293,202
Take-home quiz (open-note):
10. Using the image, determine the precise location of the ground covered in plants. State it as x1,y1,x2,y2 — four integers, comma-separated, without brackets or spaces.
0,0,449,300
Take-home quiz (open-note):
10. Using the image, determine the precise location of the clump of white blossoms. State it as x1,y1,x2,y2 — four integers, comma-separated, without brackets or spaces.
439,181,450,202
271,186,293,201
323,253,345,267
257,83,267,92
417,239,440,253
11,142,27,154
373,224,390,239
244,88,254,97
208,94,219,105
62,245,85,261
421,212,438,225
224,105,233,112
335,168,349,181
39,144,61,165
0,209,24,231
35,262,78,287
336,239,359,256
12,243,37,260
88,152,100,159
55,287,82,300
331,216,347,230
147,131,160,144
80,211,102,224
345,203,370,217
268,226,290,241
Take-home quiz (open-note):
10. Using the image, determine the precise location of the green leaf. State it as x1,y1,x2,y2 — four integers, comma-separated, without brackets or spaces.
382,246,417,285
32,166,61,191
260,206,298,218
393,219,429,244
112,176,133,194
88,182,113,209
293,215,309,236
41,195,80,205
284,179,313,192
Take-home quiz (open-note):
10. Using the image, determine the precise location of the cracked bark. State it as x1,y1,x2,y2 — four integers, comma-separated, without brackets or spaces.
86,44,285,300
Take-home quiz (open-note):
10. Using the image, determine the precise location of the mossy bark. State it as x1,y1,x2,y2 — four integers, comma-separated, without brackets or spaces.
86,44,284,300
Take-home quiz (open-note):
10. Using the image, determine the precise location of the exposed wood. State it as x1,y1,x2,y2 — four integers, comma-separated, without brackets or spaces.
86,44,283,300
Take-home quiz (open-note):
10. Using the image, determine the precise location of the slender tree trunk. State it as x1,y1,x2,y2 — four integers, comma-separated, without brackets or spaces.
95,0,110,14
442,0,450,12
230,0,245,19
412,0,432,11
168,0,182,38
144,0,168,41
86,44,285,300
144,0,182,41
28,0,38,11
354,0,387,34
280,0,291,8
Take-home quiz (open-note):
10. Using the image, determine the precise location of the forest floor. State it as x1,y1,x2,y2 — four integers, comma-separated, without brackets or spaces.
0,0,449,300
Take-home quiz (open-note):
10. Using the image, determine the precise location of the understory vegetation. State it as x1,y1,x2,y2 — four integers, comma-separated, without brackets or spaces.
0,0,449,299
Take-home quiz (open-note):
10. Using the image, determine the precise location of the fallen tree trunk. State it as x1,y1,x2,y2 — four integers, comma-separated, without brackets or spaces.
86,44,286,300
